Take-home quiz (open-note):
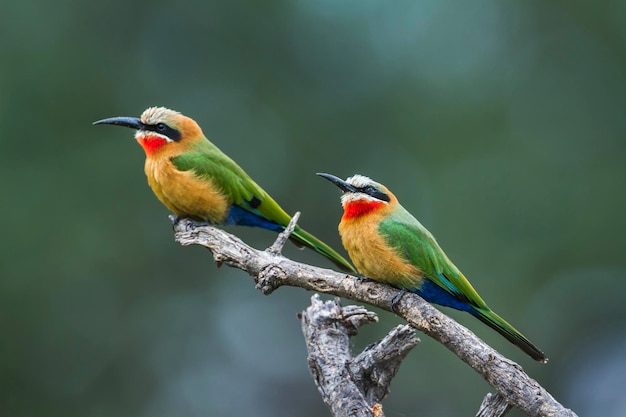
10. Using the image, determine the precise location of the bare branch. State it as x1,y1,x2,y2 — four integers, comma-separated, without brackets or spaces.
173,219,578,417
301,295,380,417
301,295,419,417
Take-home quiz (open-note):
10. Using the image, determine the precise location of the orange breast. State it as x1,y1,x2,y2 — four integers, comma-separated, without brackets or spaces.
144,157,229,222
339,211,423,289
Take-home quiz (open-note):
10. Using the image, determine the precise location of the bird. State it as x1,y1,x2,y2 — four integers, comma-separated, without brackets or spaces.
92,106,355,273
317,172,547,362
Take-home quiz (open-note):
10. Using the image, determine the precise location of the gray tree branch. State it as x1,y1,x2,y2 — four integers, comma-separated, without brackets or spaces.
172,217,577,417
301,295,419,417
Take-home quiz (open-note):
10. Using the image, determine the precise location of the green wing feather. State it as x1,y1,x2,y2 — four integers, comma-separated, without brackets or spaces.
171,140,356,273
378,206,488,309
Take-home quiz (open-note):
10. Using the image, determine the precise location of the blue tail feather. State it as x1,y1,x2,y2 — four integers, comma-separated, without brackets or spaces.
412,279,477,314
224,205,284,232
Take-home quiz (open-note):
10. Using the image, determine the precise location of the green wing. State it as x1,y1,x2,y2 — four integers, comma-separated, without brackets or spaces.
171,141,292,225
378,206,488,309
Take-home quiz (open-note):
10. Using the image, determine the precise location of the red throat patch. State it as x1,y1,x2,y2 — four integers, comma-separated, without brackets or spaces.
138,135,168,155
343,200,384,219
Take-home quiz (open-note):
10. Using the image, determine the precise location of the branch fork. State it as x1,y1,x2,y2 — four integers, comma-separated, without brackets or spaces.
301,295,419,417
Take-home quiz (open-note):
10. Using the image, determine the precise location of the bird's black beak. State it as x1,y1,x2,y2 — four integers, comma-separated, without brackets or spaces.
93,116,145,130
317,173,357,193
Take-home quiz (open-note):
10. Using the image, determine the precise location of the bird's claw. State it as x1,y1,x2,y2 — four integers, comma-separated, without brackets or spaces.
391,289,408,314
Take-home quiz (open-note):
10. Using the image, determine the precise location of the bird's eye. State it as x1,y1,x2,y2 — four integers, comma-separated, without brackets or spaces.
360,184,390,202
156,123,167,132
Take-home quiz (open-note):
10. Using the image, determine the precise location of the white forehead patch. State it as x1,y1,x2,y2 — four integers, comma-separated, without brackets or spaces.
346,174,375,188
140,107,180,125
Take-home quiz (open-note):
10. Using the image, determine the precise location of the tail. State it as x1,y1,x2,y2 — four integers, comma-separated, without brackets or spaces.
471,307,548,362
290,226,357,273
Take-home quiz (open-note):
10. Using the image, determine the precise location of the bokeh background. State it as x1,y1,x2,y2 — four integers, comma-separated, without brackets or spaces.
2,1,625,416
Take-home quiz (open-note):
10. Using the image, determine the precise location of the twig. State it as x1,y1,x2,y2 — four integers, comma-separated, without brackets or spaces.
267,211,300,255
173,218,577,417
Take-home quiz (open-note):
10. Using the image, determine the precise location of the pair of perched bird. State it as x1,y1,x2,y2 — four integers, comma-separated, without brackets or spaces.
94,107,547,362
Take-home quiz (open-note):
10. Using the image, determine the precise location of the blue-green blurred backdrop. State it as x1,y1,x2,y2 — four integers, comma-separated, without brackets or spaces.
2,1,625,416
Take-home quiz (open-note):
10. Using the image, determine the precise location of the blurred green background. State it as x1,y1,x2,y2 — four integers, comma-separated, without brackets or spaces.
2,1,625,416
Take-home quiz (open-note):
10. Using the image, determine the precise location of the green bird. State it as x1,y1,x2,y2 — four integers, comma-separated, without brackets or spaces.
93,106,355,273
318,172,547,362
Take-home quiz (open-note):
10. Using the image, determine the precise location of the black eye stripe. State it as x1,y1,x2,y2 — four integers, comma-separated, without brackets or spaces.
372,190,391,202
145,123,182,142
357,185,390,202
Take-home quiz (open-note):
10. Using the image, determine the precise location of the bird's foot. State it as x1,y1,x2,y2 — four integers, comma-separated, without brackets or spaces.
391,289,408,314
170,215,213,229
353,274,366,282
